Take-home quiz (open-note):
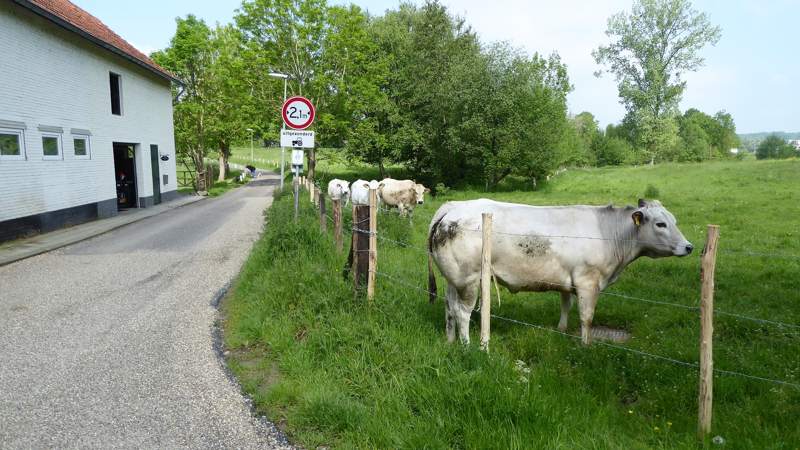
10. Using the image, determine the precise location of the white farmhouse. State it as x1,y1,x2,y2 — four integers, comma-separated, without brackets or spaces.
0,0,181,242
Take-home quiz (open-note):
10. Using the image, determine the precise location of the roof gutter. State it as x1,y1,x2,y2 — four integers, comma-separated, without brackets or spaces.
11,0,183,85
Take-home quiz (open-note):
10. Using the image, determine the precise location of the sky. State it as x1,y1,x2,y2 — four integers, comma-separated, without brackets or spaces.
71,0,799,134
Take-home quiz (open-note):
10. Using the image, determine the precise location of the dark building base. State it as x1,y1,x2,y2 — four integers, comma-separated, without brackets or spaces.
0,198,117,243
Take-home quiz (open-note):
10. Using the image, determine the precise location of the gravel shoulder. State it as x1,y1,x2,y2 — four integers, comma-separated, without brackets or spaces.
0,176,295,449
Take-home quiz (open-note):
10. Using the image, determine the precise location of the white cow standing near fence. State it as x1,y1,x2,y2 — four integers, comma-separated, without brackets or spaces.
350,179,381,206
327,179,351,205
378,179,429,216
427,198,694,345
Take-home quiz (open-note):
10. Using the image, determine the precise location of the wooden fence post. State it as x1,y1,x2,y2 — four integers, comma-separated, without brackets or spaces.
367,188,378,303
313,186,320,208
319,191,327,232
352,204,370,296
333,199,343,252
698,224,720,439
480,213,493,352
309,181,315,203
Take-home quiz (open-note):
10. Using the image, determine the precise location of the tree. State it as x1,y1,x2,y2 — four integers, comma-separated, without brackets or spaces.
756,135,796,160
205,25,254,180
593,0,721,162
152,16,214,190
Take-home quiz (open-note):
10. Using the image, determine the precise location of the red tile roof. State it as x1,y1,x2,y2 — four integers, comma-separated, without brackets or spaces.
13,0,179,83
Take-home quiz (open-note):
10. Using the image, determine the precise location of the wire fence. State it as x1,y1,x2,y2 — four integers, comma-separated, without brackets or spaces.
300,181,800,391
357,226,800,331
372,269,800,389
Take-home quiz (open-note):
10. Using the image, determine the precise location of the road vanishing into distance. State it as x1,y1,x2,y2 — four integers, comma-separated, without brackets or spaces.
0,176,293,449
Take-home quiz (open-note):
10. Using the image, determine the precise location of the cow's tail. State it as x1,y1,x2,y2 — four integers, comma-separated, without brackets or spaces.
427,252,437,304
427,214,445,304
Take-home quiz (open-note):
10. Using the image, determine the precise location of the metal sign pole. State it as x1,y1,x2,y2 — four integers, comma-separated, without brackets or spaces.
293,167,299,222
280,77,287,191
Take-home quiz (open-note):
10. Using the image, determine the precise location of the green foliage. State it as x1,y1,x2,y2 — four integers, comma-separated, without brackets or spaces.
756,134,798,160
594,0,722,160
225,159,800,449
643,184,660,198
594,135,636,166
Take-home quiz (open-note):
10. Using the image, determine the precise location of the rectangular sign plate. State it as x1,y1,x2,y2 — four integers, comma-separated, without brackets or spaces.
281,130,315,148
291,149,304,165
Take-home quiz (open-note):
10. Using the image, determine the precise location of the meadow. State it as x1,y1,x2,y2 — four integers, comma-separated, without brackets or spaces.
222,159,799,449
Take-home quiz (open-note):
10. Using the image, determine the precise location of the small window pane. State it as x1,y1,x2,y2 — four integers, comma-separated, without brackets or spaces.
74,138,87,156
0,133,21,156
43,136,59,156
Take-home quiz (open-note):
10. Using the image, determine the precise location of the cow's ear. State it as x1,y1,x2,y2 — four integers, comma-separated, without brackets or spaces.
638,198,647,208
632,210,644,227
424,188,430,193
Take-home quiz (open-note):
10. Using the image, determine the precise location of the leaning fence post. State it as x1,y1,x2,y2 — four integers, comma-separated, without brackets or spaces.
367,188,378,303
480,213,493,352
319,190,327,232
313,186,320,208
333,199,343,252
698,224,720,439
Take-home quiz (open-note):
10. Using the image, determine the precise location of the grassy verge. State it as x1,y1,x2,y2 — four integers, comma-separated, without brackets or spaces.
224,159,799,449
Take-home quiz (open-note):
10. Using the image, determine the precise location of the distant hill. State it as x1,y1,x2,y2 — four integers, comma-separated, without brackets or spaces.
738,131,800,140
738,131,800,151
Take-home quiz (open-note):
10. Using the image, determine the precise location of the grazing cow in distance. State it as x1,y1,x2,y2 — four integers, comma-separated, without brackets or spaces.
427,198,693,345
327,179,351,205
378,178,429,216
350,179,381,206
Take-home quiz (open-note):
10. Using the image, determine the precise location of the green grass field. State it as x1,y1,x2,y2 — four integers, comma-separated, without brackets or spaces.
223,159,799,449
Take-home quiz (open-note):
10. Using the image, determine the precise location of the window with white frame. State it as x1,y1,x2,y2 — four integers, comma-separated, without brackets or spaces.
41,132,62,160
73,135,91,159
0,128,25,160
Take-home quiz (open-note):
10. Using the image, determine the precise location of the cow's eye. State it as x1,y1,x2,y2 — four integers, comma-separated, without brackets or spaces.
656,222,667,228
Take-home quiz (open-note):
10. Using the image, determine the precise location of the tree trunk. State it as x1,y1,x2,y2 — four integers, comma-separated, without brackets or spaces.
193,151,206,191
308,146,317,180
378,159,386,179
217,142,230,182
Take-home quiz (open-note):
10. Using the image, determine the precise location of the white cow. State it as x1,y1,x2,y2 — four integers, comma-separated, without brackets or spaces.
378,178,429,216
350,179,381,206
327,179,351,205
427,198,693,345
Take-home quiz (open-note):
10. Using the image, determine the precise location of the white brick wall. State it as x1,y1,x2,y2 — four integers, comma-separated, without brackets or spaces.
0,3,177,222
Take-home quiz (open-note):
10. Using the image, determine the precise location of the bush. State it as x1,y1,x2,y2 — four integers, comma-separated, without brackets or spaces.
644,184,660,199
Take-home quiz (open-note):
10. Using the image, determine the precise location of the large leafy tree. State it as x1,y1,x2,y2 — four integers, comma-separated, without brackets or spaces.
593,0,721,163
152,15,214,189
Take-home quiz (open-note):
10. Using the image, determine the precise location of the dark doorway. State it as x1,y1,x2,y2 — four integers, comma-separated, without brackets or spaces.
150,145,161,205
113,143,137,210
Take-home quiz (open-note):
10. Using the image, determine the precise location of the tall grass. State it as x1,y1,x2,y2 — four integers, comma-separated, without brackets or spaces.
224,159,800,449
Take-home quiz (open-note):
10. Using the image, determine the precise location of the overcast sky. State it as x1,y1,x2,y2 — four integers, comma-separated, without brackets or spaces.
72,0,799,134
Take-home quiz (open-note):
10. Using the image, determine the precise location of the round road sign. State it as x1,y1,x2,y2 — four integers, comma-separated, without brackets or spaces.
281,96,315,130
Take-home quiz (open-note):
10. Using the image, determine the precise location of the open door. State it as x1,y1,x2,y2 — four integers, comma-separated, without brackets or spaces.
113,143,137,210
150,145,161,205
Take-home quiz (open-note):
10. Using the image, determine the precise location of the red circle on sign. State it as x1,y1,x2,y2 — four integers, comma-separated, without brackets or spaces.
281,96,315,130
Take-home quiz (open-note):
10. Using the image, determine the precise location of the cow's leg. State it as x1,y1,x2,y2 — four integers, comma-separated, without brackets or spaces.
558,291,572,332
455,284,479,344
445,284,459,343
576,283,599,345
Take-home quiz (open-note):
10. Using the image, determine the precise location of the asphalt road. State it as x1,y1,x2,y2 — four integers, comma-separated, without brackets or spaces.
0,177,293,449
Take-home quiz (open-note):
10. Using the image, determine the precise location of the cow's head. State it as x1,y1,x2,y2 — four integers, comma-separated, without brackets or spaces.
632,199,693,257
414,183,430,204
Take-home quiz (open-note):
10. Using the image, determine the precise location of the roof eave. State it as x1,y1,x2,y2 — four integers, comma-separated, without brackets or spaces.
11,0,183,85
